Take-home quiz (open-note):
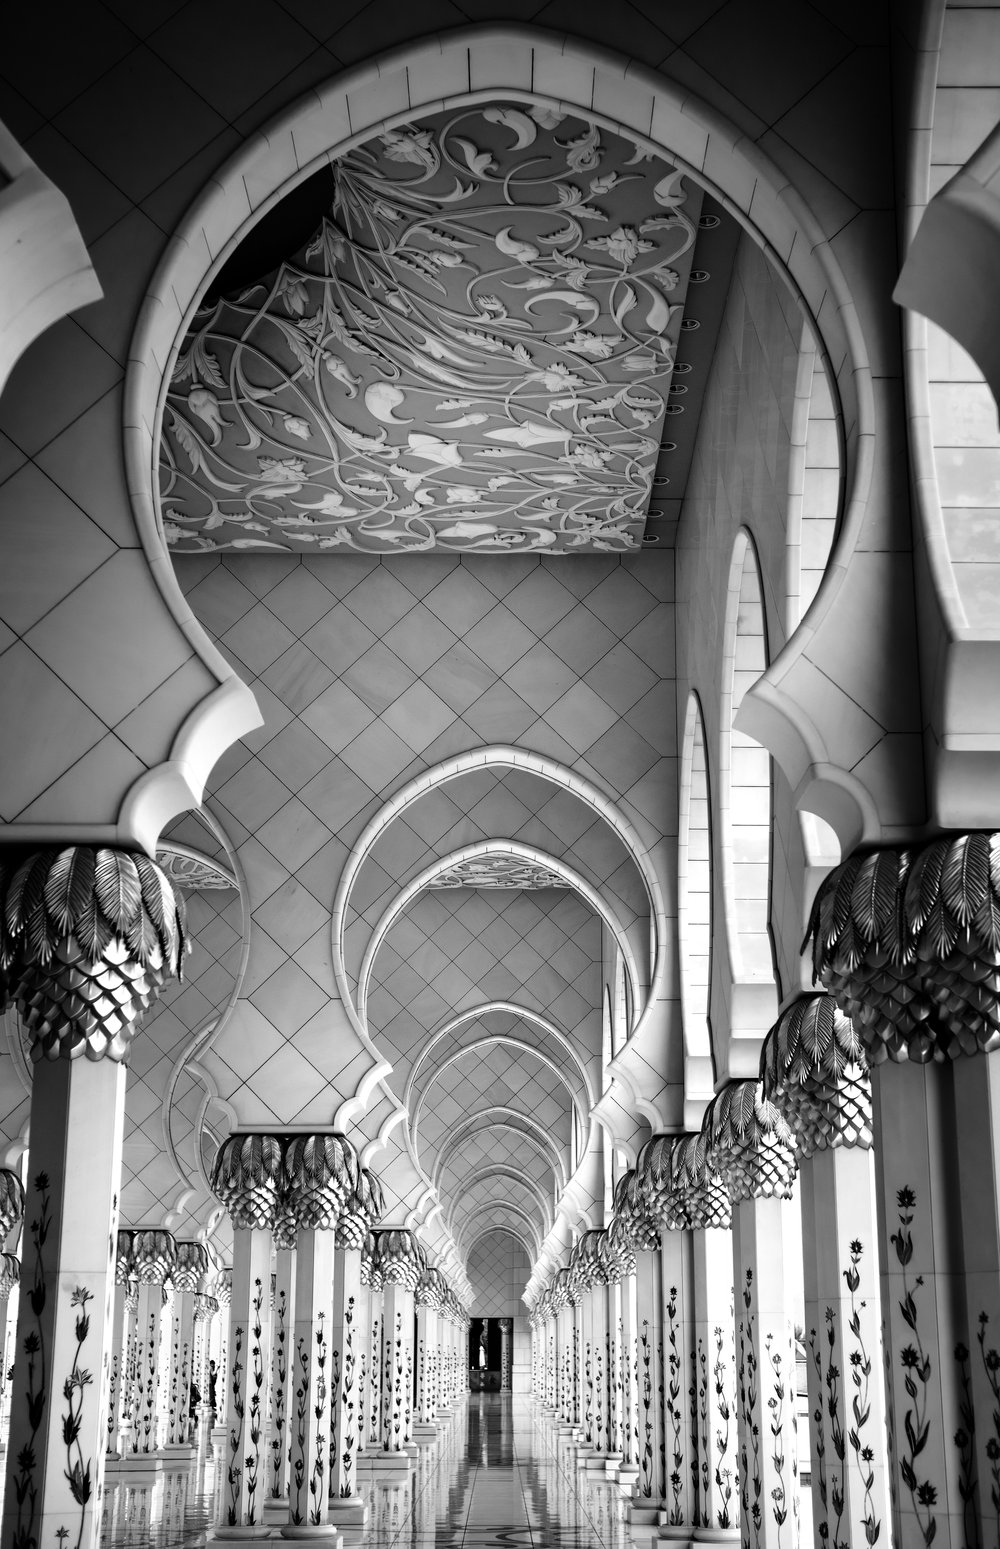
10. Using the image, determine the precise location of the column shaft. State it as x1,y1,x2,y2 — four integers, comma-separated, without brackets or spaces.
635,1245,666,1510
732,1196,800,1549
661,1226,696,1528
288,1226,335,1528
1,1057,125,1549
380,1283,414,1453
165,1289,195,1446
691,1225,738,1536
268,1246,294,1502
801,1146,890,1549
223,1225,272,1528
329,1244,363,1499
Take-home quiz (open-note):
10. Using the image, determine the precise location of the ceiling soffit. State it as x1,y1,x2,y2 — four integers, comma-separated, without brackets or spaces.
160,102,702,555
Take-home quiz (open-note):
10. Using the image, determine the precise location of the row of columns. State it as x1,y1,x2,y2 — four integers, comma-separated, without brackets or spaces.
530,831,1000,1549
0,845,475,1549
209,1133,470,1540
528,1005,884,1548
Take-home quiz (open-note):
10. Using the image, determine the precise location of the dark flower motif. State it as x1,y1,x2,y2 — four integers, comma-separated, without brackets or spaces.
900,1346,920,1369
897,1187,916,1209
916,1482,937,1507
850,1239,863,1256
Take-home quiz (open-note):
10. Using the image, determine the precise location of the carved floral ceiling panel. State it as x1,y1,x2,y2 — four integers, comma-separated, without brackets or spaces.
160,103,701,555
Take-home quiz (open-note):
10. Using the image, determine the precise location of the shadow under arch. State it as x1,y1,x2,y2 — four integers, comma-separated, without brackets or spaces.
123,20,873,878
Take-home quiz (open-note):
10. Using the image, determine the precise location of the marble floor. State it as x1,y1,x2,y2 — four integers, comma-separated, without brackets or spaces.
97,1396,631,1548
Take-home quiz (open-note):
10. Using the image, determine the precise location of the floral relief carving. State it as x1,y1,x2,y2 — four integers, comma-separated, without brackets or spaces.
161,103,696,556
269,1286,287,1498
891,1188,936,1545
665,1283,684,1525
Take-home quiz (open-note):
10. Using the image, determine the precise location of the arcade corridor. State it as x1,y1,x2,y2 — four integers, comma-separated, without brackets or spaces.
95,1397,629,1549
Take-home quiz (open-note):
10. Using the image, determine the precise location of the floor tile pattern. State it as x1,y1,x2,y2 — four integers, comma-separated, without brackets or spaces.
92,1395,629,1548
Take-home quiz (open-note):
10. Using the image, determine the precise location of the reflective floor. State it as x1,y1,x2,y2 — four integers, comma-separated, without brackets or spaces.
97,1397,631,1547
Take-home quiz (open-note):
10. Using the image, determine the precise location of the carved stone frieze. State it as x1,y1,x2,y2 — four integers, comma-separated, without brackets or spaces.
430,856,567,889
155,843,237,892
161,103,699,555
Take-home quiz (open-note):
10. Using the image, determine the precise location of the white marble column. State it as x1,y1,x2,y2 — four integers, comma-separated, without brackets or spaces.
211,1131,284,1535
373,1229,423,1464
267,1230,295,1506
708,1081,801,1549
129,1229,176,1457
106,1232,133,1458
329,1178,377,1518
165,1241,208,1452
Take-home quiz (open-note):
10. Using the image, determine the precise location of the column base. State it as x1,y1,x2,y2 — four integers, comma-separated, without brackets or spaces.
369,1450,411,1473
411,1423,437,1443
657,1525,694,1547
629,1501,667,1527
211,1425,229,1446
207,1530,276,1544
263,1499,290,1524
585,1454,610,1474
161,1442,196,1462
326,1500,368,1528
691,1531,740,1545
617,1463,640,1490
107,1450,167,1472
278,1529,342,1542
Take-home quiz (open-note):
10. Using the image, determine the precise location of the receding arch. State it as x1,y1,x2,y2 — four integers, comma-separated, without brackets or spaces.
434,1109,565,1195
463,1217,538,1264
405,1003,596,1114
412,1039,581,1159
358,840,640,1040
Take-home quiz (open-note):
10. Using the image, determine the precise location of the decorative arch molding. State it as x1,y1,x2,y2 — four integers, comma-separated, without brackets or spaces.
411,1039,582,1160
333,747,661,1034
124,18,875,890
451,1185,550,1251
357,839,640,1038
